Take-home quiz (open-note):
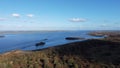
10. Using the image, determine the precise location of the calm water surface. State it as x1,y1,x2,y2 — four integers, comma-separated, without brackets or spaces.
0,31,101,53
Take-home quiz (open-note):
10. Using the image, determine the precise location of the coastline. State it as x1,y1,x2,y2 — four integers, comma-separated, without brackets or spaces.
0,31,120,68
1,30,120,54
0,30,99,54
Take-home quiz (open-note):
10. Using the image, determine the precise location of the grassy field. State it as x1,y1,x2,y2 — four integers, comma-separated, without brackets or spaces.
0,31,120,68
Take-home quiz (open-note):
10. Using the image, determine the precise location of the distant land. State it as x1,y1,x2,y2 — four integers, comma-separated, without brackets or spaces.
0,30,120,34
0,30,66,35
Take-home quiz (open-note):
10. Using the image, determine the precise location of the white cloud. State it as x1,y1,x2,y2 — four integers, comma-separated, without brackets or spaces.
100,24,107,27
12,13,20,18
69,18,87,22
27,14,34,18
0,18,6,21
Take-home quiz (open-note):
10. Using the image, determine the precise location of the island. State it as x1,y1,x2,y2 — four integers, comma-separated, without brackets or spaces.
0,35,5,38
65,37,85,40
35,42,45,46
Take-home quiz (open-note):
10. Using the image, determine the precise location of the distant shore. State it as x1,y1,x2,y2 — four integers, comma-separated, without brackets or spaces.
0,30,119,34
0,30,82,34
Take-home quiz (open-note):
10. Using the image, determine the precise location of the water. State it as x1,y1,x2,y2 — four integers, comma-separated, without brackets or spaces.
0,31,102,53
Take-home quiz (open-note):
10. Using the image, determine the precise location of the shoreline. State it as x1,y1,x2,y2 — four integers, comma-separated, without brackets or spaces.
1,30,120,54
0,31,120,67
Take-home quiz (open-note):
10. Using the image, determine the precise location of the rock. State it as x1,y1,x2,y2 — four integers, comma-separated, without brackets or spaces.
35,42,45,46
65,37,85,40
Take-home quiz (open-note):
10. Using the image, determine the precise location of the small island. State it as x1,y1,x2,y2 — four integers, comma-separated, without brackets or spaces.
35,42,45,46
65,37,85,40
0,35,5,38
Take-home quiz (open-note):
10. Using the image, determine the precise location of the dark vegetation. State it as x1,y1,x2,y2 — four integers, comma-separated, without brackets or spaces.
0,31,120,68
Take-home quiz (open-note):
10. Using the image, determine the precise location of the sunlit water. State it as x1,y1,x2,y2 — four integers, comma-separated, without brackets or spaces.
0,31,102,53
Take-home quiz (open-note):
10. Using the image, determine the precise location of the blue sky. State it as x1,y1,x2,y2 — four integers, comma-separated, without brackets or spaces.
0,0,120,30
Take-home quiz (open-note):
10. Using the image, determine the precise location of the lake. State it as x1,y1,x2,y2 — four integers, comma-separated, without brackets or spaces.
0,30,102,53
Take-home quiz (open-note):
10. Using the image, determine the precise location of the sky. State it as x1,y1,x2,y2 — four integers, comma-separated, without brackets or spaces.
0,0,120,31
